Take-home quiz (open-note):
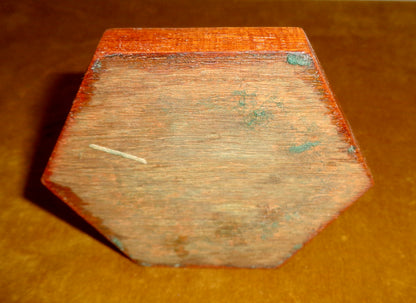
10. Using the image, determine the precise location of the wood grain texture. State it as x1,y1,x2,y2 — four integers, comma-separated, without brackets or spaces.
42,28,372,268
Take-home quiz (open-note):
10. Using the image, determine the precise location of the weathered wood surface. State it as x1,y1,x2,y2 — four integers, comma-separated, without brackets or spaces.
42,28,372,268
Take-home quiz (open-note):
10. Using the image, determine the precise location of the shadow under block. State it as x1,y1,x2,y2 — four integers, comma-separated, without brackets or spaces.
42,28,373,268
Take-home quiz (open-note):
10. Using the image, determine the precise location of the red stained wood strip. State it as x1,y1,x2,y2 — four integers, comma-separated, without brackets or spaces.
94,27,311,58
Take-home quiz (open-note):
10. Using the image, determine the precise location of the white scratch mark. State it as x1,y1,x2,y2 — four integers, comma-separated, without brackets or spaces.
89,144,147,164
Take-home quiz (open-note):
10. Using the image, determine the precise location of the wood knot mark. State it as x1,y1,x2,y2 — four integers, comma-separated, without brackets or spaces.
215,221,247,246
170,236,189,258
259,174,282,185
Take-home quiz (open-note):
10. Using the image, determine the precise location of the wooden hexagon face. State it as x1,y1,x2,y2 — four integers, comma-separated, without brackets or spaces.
42,28,372,268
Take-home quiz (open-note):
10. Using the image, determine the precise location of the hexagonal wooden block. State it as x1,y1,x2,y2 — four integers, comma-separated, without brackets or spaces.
42,28,372,268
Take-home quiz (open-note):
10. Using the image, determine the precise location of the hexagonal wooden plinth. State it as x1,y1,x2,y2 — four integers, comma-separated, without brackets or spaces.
42,28,372,268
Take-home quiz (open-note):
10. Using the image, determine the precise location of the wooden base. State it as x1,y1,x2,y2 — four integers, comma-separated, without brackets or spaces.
42,28,372,268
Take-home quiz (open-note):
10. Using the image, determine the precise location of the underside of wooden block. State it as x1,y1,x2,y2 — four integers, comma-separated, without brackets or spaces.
42,28,372,268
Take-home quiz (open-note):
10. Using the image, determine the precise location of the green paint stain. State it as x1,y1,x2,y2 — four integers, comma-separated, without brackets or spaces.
287,53,312,66
233,90,257,106
233,90,256,97
289,141,320,153
293,243,303,251
348,145,356,154
91,60,102,71
112,237,124,251
246,109,271,127
141,262,152,267
284,212,300,221
197,96,222,109
261,222,279,240
253,109,266,117
232,90,275,128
